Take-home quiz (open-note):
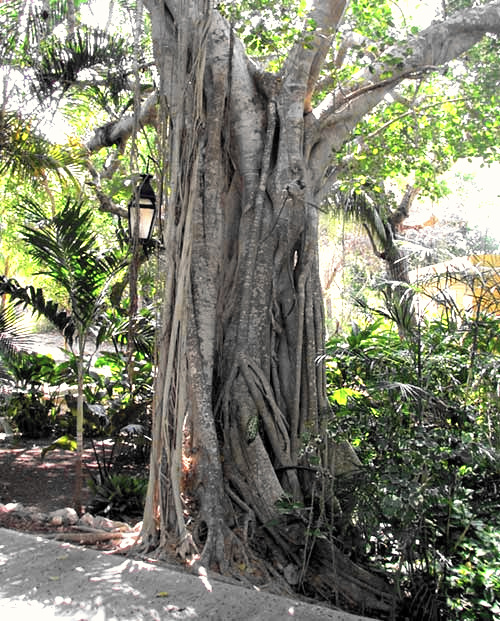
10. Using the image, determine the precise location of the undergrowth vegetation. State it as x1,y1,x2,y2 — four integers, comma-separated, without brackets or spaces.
325,298,499,620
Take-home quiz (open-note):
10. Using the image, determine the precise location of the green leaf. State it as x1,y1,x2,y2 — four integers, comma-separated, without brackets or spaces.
41,435,77,460
330,387,363,406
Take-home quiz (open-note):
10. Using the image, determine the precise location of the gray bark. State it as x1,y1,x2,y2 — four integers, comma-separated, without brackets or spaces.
92,0,500,613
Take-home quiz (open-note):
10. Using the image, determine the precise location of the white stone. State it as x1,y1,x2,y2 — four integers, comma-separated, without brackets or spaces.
5,502,23,512
78,512,94,527
92,516,115,531
48,508,78,525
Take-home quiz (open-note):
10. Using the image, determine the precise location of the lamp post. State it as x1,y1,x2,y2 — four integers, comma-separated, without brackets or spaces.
128,173,157,244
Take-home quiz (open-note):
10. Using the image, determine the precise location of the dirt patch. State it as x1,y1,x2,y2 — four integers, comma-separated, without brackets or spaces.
0,330,123,519
0,439,95,513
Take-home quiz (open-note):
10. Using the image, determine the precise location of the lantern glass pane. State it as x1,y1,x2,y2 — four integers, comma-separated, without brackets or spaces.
129,198,155,240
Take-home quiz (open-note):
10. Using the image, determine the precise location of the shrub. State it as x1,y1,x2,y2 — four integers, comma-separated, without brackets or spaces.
325,307,500,620
87,473,148,520
7,391,58,438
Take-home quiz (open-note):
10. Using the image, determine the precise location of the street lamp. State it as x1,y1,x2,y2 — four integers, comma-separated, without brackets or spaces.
128,173,157,243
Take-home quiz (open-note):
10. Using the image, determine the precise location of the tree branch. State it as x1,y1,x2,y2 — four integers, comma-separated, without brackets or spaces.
281,0,349,114
86,92,158,152
310,0,500,187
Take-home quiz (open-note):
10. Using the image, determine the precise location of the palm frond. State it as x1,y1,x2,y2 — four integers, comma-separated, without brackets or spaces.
106,307,156,357
22,0,71,48
0,302,33,370
0,276,75,344
20,198,125,330
25,23,132,100
374,381,430,402
0,110,84,182
381,283,416,334
342,190,389,248
0,0,24,62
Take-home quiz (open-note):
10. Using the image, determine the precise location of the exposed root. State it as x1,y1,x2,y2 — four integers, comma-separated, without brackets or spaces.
302,539,395,617
53,530,131,544
176,530,199,560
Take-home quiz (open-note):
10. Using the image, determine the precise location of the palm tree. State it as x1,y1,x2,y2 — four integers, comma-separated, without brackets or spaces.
337,184,420,334
20,197,125,512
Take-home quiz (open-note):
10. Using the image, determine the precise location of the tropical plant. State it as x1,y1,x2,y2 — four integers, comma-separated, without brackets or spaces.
0,110,82,183
18,196,126,511
86,434,150,520
87,472,148,521
324,291,500,620
1,349,63,439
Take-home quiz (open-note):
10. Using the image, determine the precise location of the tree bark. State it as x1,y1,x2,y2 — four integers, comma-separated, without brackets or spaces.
129,0,500,615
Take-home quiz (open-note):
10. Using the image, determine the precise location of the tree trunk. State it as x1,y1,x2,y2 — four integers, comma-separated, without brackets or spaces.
135,0,500,616
139,2,385,614
73,338,85,515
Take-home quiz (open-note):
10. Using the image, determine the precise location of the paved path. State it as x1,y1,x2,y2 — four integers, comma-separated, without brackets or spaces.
0,529,378,620
27,330,113,361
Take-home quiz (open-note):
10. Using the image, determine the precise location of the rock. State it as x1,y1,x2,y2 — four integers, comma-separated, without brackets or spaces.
283,563,300,585
78,512,95,527
48,507,78,525
50,515,63,526
11,506,39,520
29,511,48,523
4,502,24,513
92,516,116,531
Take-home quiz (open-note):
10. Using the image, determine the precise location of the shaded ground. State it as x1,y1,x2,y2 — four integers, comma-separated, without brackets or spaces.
0,439,95,514
0,445,380,621
0,529,378,621
0,329,117,519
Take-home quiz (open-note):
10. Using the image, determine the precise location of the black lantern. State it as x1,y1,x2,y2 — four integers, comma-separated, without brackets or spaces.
128,174,157,242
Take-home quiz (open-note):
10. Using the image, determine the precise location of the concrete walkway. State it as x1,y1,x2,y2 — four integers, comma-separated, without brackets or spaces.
0,529,378,620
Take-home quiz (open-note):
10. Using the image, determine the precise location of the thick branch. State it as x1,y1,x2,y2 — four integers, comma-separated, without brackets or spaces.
86,181,127,218
310,0,500,185
281,0,349,116
86,92,158,152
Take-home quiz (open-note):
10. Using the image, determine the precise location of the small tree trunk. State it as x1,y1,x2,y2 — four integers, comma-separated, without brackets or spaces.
73,338,85,515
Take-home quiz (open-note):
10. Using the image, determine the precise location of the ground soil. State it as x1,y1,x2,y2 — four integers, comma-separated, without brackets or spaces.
0,330,118,530
0,439,101,527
